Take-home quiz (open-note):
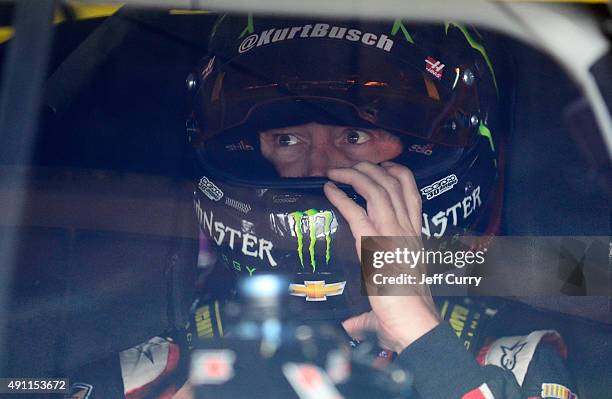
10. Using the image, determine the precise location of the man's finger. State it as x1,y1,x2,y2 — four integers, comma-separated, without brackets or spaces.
352,162,414,233
327,167,400,232
323,182,377,242
381,161,422,234
342,311,376,340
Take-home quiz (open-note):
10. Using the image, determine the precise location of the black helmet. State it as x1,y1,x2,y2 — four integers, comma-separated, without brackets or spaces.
189,14,502,320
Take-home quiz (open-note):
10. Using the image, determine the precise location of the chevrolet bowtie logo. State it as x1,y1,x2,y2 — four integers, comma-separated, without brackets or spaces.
289,280,346,301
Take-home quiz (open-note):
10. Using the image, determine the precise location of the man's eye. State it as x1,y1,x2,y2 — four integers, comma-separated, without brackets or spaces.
276,134,299,146
346,129,371,144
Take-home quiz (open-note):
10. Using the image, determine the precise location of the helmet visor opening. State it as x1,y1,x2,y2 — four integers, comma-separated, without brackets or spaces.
197,39,480,147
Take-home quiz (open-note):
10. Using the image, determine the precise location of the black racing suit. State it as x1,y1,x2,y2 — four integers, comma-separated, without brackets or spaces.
65,297,577,399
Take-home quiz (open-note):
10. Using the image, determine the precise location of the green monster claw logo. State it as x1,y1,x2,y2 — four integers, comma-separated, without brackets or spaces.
289,209,334,272
444,22,499,95
390,20,415,44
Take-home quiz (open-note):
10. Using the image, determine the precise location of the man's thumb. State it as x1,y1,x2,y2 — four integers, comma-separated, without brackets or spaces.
341,311,375,340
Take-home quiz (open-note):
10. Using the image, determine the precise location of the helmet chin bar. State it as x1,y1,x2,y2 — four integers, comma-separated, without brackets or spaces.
191,135,498,322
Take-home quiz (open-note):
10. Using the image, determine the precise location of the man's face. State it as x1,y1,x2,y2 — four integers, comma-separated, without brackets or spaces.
259,122,403,177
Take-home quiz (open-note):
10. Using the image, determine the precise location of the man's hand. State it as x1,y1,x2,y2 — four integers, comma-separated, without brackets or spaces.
323,161,440,354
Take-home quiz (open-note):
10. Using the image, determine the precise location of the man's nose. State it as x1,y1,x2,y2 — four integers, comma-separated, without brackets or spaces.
306,142,353,177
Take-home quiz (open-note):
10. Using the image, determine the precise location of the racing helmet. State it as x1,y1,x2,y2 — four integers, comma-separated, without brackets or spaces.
188,14,502,321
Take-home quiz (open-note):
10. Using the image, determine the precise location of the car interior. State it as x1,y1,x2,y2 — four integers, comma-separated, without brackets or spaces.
0,2,610,398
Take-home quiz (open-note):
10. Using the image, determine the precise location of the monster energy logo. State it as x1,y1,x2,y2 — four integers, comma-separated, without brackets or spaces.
288,209,336,272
